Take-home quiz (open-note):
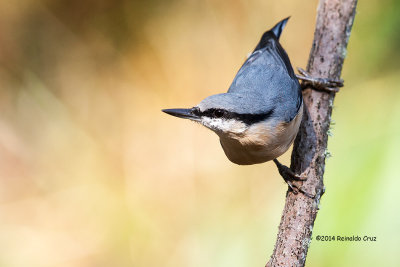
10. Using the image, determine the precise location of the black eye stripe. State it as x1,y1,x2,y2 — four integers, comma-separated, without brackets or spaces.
191,108,273,125
233,110,274,125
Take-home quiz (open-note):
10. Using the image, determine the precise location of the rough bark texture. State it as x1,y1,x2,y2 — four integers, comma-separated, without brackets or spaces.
266,0,357,266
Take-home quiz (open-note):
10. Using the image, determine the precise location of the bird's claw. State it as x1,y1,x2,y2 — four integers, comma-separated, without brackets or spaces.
273,159,314,198
288,182,315,199
296,67,343,93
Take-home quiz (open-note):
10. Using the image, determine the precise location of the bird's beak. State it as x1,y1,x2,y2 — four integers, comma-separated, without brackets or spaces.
162,108,200,121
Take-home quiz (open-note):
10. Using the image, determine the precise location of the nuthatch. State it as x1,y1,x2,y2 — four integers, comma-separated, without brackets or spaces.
163,18,343,195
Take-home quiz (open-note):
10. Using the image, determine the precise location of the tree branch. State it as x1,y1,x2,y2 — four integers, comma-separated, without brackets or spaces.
266,0,358,266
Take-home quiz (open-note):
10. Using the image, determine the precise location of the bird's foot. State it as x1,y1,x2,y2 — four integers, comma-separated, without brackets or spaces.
273,159,314,198
296,67,344,93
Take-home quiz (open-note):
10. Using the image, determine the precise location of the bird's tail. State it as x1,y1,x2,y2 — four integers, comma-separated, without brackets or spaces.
270,17,290,39
253,17,290,52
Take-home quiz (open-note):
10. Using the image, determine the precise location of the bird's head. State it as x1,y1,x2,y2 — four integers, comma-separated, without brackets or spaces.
163,93,275,138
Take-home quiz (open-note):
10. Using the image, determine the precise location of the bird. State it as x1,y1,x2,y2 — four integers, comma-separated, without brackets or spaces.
162,17,342,195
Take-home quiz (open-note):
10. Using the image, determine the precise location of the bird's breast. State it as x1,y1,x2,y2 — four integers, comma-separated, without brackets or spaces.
219,103,303,165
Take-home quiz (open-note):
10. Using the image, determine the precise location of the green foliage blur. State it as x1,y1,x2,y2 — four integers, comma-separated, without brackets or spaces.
0,0,399,266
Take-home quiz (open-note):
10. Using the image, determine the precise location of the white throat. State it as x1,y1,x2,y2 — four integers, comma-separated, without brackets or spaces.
201,117,248,136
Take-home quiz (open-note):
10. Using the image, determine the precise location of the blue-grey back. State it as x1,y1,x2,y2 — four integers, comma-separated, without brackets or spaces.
227,33,301,123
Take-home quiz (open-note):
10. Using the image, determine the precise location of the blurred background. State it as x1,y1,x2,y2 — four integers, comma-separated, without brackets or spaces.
0,0,399,266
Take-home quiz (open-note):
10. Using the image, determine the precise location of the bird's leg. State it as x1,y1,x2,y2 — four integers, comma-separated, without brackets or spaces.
296,67,344,93
273,159,314,198
273,159,306,181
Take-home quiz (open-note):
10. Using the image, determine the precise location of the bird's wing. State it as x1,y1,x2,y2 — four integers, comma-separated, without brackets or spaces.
227,31,298,93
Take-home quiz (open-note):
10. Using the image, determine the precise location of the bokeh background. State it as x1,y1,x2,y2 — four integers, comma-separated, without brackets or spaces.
0,0,399,266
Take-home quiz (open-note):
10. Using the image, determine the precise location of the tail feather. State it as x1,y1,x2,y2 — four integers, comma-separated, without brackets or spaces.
253,17,290,52
271,17,290,39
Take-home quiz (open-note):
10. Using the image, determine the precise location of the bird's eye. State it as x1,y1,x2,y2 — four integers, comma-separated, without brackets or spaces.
213,109,225,118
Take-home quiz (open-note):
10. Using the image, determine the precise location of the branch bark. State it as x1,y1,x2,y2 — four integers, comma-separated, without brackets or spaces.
266,0,358,266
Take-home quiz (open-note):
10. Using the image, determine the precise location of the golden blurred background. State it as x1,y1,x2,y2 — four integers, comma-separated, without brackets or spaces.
0,0,399,266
